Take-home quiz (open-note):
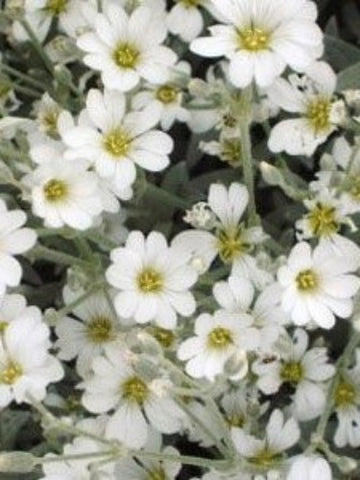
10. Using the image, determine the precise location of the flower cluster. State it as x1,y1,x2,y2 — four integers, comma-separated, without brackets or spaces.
0,0,360,479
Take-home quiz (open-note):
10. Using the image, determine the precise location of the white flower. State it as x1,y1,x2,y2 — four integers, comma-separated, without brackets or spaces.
253,329,335,421
278,241,360,329
115,428,181,480
0,310,63,407
177,309,259,381
132,61,191,131
232,409,300,471
106,230,198,328
287,455,332,480
77,4,177,92
268,62,337,156
81,345,184,448
41,416,114,480
0,293,39,328
167,0,208,43
213,275,285,351
55,292,120,378
26,158,103,230
173,183,270,288
0,199,36,295
333,349,360,448
60,89,173,191
190,0,323,88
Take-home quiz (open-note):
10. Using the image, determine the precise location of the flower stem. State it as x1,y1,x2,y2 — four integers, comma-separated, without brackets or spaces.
238,85,259,226
312,329,360,445
20,19,54,75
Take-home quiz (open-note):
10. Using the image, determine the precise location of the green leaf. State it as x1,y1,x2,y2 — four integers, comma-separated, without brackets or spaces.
337,62,360,90
324,35,360,71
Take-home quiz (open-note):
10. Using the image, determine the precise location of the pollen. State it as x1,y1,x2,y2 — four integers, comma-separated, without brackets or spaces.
307,203,339,237
239,27,270,52
334,379,356,408
0,321,8,333
147,469,166,480
226,413,245,428
86,315,113,343
43,179,68,202
280,361,303,384
296,269,318,292
122,376,148,405
113,43,140,69
152,327,175,348
41,109,60,136
220,138,242,166
216,226,250,263
137,268,163,293
0,361,23,385
207,327,233,350
249,449,281,468
156,84,179,104
45,0,68,15
306,98,331,133
180,0,202,7
348,176,360,200
103,128,132,157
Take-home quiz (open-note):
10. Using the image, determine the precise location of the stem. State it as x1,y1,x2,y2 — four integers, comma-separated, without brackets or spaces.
32,244,90,267
38,451,116,464
312,330,360,444
12,83,41,99
129,449,231,470
0,64,46,92
20,19,54,75
238,84,259,226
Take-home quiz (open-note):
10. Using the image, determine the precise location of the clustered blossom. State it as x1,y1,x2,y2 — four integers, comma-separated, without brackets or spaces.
1,0,360,479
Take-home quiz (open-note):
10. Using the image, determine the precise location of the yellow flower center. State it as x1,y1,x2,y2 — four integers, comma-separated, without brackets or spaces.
179,0,202,7
307,203,339,237
296,269,318,292
280,361,303,385
103,128,132,158
348,176,360,200
238,27,270,52
306,98,331,133
334,379,356,408
156,85,179,104
113,43,140,69
249,449,281,469
216,226,251,263
152,327,175,348
207,327,233,350
0,361,23,385
226,413,245,428
0,321,9,333
148,469,166,480
45,0,68,15
122,376,148,405
220,139,242,166
41,109,60,136
137,268,163,293
86,315,113,343
43,179,68,202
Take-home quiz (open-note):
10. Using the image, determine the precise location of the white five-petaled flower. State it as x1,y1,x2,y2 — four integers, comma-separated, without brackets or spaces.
106,231,198,329
190,0,323,88
173,182,270,288
81,345,184,448
55,292,120,379
77,3,177,92
268,62,337,156
60,89,173,192
278,241,360,329
0,199,36,295
177,309,259,381
253,328,335,421
26,158,103,230
232,409,300,472
0,309,63,407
